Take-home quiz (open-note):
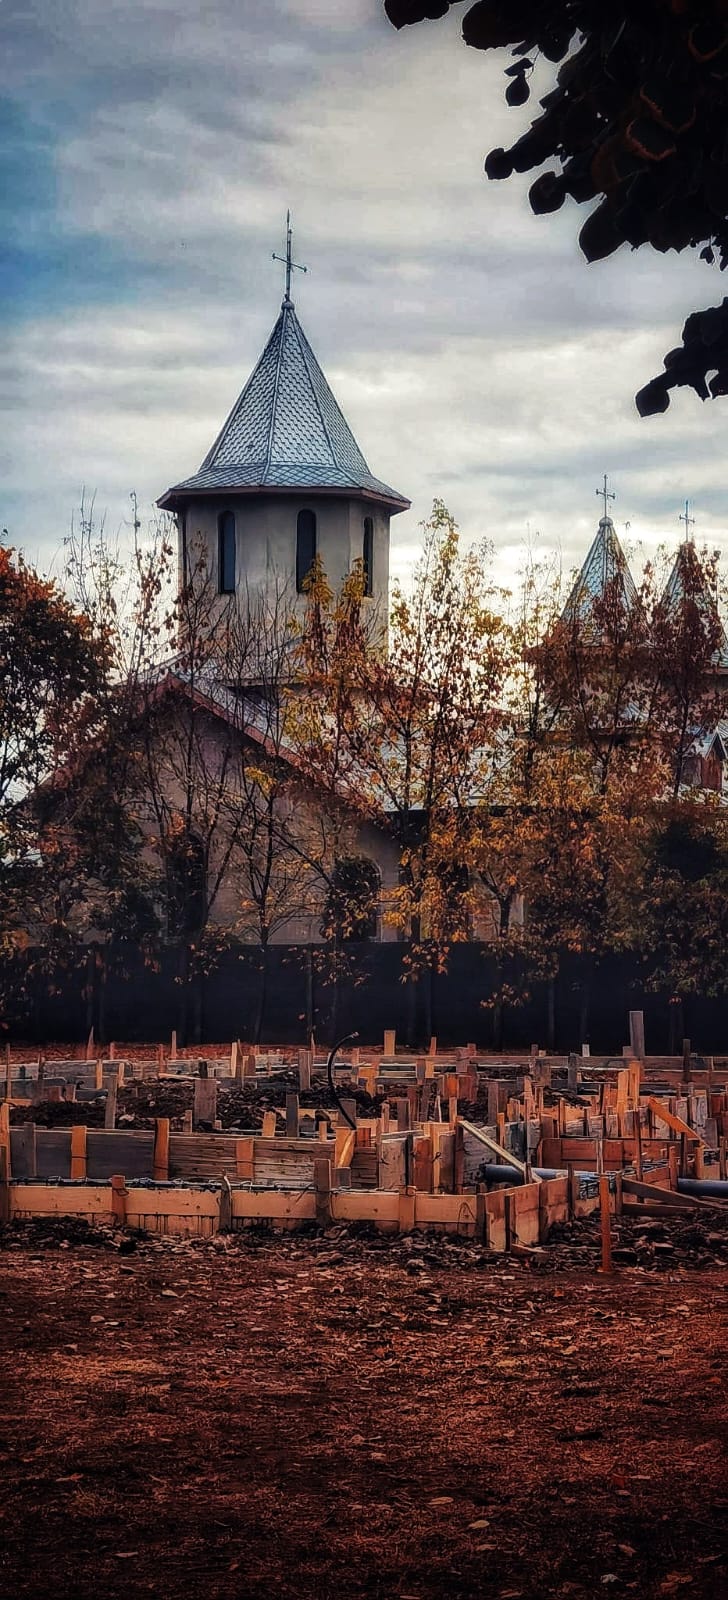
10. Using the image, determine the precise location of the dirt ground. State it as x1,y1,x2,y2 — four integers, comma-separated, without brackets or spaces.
1,1225,726,1600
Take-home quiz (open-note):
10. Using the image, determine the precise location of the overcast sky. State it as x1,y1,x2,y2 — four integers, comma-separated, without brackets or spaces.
3,0,728,596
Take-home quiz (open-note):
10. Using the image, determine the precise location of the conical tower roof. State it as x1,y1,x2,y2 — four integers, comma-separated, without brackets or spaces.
159,299,409,513
661,539,728,666
562,515,639,625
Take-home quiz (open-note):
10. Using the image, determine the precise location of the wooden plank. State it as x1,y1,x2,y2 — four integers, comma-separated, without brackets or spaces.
235,1136,254,1181
10,1183,114,1221
398,1184,416,1233
70,1124,87,1181
261,1111,276,1139
153,1118,170,1182
285,1092,299,1138
313,1158,331,1227
599,1174,613,1273
0,1101,11,1182
104,1071,118,1129
459,1118,539,1182
334,1129,355,1169
193,1074,217,1128
644,1095,705,1144
415,1192,477,1232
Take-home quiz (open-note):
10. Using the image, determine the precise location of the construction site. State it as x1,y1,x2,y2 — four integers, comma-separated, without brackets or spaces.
2,1015,727,1599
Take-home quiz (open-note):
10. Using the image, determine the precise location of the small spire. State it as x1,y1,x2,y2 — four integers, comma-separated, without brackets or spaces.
679,498,695,544
271,209,307,307
596,472,616,521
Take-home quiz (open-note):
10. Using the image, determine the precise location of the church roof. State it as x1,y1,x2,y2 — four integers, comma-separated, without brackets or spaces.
158,298,409,513
562,515,639,625
660,540,728,668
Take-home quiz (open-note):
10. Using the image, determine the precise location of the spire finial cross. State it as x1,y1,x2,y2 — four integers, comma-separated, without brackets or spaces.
679,498,695,543
272,210,307,306
596,473,616,520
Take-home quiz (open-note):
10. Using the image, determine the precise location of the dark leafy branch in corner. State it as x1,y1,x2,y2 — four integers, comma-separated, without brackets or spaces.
384,0,728,416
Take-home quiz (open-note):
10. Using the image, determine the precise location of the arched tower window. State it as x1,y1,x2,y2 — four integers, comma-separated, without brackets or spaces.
324,856,380,942
218,511,236,594
362,516,374,598
296,509,317,593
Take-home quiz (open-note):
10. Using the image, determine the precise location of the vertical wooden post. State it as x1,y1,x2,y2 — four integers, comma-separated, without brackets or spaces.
104,1071,118,1129
230,1040,239,1081
668,1143,679,1191
454,1120,465,1194
0,1100,11,1183
285,1091,299,1137
110,1174,127,1226
396,1097,411,1133
170,1029,177,1060
261,1110,276,1139
629,1010,646,1061
599,1174,613,1274
0,1147,9,1222
298,1049,311,1092
244,1052,257,1080
693,1143,705,1180
86,1026,94,1062
314,1157,332,1228
94,1060,103,1090
70,1125,87,1181
383,1029,396,1058
634,1106,644,1181
567,1053,579,1091
193,1072,217,1128
398,1184,416,1233
153,1118,170,1182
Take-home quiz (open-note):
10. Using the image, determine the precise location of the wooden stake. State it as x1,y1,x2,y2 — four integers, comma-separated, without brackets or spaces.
70,1125,87,1181
104,1071,118,1129
383,1029,396,1058
629,1010,646,1061
261,1111,276,1139
285,1091,299,1137
86,1027,94,1062
599,1174,613,1274
110,1174,127,1226
313,1158,331,1228
153,1118,170,1182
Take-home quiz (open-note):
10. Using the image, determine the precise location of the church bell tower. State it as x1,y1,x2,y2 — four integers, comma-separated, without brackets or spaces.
157,216,410,643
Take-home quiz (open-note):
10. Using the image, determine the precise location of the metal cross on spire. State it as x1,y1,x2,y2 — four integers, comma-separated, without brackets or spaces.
679,498,695,543
272,210,307,306
596,473,616,520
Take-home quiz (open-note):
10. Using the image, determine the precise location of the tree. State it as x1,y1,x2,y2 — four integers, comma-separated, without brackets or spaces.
0,538,106,979
294,502,509,1042
384,1,728,414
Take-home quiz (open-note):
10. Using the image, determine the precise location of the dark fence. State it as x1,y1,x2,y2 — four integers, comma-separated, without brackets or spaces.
0,941,725,1054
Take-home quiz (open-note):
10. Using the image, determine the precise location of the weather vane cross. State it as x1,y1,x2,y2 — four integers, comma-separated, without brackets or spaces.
679,499,695,542
596,473,616,519
272,210,307,305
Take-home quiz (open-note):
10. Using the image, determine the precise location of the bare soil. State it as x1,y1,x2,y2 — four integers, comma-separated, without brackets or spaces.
1,1224,726,1600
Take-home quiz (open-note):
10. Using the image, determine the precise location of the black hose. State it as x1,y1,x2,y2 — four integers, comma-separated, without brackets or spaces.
326,1032,359,1130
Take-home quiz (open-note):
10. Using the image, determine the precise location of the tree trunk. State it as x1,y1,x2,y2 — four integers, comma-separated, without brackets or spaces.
305,947,314,1044
254,937,270,1045
579,969,590,1051
547,974,556,1051
493,994,504,1051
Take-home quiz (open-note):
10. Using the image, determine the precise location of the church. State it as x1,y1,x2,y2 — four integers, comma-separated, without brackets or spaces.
146,222,727,952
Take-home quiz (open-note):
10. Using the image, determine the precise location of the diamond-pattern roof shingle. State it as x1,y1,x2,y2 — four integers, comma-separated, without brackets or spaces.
661,541,728,667
562,516,639,625
158,300,409,512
